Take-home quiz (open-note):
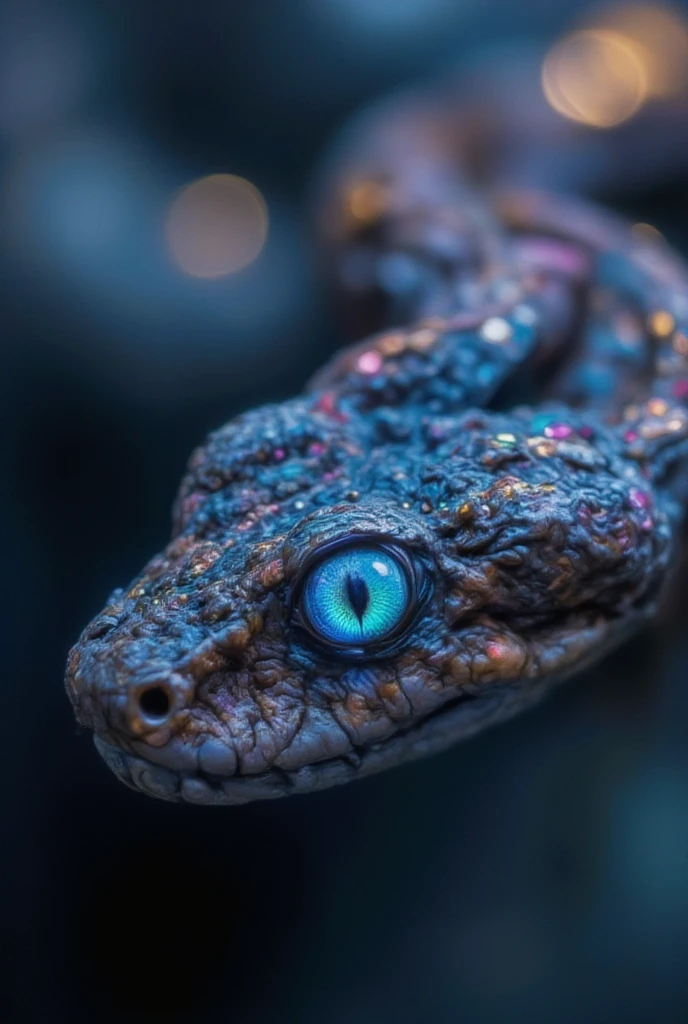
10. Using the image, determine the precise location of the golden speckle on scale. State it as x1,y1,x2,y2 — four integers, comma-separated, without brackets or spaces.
649,310,676,338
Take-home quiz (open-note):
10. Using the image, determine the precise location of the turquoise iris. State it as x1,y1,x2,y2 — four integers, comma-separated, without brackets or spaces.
302,545,409,646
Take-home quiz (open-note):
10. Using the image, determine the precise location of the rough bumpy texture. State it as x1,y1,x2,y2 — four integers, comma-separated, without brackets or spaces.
66,71,688,804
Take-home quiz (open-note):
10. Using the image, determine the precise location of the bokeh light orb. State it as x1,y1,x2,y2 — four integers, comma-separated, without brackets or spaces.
593,3,688,99
166,173,268,279
542,29,648,128
347,180,390,225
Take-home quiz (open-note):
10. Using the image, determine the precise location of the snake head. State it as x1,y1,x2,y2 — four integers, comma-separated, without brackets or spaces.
65,396,672,804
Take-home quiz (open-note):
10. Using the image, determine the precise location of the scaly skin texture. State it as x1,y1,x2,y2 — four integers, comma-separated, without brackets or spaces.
66,68,688,803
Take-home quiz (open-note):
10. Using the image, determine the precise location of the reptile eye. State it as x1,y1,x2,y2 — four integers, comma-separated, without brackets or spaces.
299,543,412,649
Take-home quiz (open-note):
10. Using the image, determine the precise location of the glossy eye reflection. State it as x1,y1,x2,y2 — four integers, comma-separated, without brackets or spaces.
301,544,410,647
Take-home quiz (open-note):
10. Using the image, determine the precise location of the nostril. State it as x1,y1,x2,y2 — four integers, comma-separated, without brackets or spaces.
138,685,172,722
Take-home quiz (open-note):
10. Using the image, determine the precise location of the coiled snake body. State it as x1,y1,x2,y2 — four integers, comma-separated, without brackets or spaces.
66,50,688,803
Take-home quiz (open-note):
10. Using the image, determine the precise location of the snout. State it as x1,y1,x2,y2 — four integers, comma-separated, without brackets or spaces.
67,629,192,732
66,633,247,802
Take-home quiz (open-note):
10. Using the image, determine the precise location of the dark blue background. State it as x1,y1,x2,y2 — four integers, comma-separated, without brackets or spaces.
5,1,688,1021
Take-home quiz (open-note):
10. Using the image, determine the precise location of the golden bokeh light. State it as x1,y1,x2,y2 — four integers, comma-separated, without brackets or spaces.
632,221,665,243
347,180,390,224
542,28,648,128
649,309,676,337
166,174,268,279
593,4,688,98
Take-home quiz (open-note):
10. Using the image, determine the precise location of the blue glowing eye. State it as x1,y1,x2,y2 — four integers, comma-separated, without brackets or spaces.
301,544,410,647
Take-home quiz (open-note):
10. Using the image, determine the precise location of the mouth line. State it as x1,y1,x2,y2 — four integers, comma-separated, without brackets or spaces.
92,685,527,805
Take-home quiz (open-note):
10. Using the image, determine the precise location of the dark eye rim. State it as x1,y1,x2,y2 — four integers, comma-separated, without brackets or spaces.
289,534,430,658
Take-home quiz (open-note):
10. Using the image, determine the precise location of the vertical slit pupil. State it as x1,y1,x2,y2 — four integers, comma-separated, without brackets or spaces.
346,573,370,624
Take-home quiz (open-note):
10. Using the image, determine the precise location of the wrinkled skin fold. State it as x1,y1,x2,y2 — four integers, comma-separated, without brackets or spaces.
66,65,688,803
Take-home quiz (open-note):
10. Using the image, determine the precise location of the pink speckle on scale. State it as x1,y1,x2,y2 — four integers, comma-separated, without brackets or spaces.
629,487,652,510
624,429,639,443
673,379,688,399
313,390,348,423
357,350,383,375
517,237,590,279
273,448,286,462
485,640,506,660
309,442,325,457
544,423,573,439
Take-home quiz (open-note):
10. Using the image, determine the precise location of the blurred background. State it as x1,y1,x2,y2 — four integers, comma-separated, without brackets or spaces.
7,1,688,1021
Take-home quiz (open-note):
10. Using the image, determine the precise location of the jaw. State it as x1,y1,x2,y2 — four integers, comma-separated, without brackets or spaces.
92,682,542,805
87,609,639,805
